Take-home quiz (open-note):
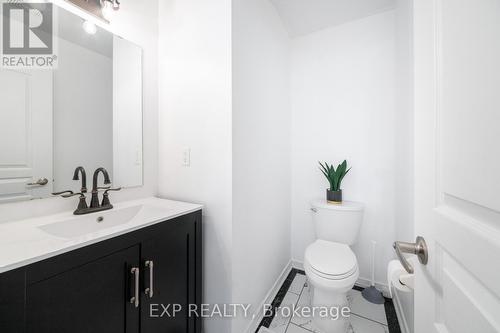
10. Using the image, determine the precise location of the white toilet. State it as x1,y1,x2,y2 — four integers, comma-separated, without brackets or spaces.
304,200,364,333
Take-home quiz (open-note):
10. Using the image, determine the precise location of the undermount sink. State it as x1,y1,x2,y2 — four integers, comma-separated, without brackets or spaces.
39,205,142,238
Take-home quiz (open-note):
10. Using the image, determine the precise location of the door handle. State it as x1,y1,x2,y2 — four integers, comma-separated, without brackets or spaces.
130,267,140,308
144,260,154,298
27,178,49,186
393,236,428,274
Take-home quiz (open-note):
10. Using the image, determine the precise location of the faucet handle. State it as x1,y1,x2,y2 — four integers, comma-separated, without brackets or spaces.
52,190,88,211
52,190,74,197
96,186,111,191
60,192,89,212
101,187,121,207
104,187,122,194
61,192,86,199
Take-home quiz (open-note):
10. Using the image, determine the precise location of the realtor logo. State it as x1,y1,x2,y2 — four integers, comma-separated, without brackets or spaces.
3,2,52,54
1,1,56,68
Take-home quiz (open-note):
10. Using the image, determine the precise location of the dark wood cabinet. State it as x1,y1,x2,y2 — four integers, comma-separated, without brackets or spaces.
140,213,201,333
0,210,202,333
0,269,25,332
26,245,140,333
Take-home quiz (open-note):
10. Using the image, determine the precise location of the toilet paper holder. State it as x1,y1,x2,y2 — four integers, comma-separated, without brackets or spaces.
393,236,428,274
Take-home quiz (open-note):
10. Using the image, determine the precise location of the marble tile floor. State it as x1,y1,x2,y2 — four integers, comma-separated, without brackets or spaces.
256,269,401,333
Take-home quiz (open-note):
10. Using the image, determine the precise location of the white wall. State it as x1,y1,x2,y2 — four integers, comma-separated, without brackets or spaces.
232,0,291,332
290,11,397,287
0,0,159,222
157,1,233,333
394,0,414,243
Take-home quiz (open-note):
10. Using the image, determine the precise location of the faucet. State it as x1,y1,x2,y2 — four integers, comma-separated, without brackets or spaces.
72,166,87,193
90,167,112,208
53,167,121,215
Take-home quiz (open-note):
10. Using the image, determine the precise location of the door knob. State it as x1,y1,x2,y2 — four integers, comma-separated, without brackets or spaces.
393,236,428,274
27,178,49,186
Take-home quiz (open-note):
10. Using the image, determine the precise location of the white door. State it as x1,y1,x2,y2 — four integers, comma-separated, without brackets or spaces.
414,0,500,332
0,69,53,202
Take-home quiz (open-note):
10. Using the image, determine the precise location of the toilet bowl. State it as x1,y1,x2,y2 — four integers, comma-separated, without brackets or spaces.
305,200,364,333
304,240,359,332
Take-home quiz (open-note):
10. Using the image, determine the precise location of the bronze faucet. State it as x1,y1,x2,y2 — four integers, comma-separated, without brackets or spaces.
72,166,87,193
53,167,121,215
90,167,111,208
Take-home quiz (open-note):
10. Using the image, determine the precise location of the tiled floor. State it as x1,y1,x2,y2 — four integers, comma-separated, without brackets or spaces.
257,270,400,333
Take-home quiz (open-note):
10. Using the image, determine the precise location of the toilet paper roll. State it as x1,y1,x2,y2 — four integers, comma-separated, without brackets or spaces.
387,260,412,297
399,273,414,290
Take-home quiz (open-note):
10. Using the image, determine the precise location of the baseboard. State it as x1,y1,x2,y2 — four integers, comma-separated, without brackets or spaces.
244,260,293,333
291,259,304,271
355,277,390,298
291,259,390,298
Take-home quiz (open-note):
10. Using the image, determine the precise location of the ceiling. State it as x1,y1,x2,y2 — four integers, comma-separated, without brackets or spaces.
269,0,396,38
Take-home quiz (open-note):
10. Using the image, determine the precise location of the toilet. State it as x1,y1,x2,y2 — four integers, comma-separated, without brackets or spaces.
304,200,364,333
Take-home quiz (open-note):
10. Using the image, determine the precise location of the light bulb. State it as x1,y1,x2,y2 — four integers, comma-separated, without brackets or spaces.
101,1,114,20
82,20,97,35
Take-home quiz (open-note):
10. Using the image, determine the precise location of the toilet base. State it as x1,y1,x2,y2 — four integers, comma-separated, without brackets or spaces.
304,259,358,333
310,285,351,333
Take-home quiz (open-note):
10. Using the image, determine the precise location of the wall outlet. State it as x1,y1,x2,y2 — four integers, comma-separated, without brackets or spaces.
182,148,191,167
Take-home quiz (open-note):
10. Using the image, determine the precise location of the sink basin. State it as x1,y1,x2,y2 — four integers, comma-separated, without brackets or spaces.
39,205,142,238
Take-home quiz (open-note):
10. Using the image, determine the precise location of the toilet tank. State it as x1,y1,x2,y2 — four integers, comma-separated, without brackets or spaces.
311,200,364,245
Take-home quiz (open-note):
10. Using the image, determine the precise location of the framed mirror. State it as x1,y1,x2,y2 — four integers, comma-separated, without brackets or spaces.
0,4,143,203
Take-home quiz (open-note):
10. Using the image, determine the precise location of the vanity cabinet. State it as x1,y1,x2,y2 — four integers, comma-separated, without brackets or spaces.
26,246,141,333
0,210,202,333
140,217,200,333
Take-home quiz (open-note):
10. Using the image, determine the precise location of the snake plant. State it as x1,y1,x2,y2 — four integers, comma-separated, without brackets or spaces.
319,160,351,191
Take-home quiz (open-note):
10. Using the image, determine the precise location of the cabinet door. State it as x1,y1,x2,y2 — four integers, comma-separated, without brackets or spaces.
0,268,25,333
26,245,140,333
141,214,201,333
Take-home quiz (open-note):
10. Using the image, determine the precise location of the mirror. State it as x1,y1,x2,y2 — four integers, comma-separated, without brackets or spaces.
0,5,143,203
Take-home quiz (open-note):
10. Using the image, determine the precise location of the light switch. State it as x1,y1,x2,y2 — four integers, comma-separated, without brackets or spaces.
182,148,191,167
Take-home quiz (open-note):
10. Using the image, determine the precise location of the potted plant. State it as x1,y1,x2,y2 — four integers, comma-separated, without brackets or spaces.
319,160,351,204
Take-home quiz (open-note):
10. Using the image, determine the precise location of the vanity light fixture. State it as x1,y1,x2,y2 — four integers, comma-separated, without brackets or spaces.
75,0,120,21
82,20,97,34
100,0,120,20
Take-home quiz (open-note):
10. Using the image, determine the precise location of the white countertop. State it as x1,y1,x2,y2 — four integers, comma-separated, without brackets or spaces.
0,197,203,274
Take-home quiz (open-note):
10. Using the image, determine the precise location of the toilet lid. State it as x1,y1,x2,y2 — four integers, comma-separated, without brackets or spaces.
305,240,357,279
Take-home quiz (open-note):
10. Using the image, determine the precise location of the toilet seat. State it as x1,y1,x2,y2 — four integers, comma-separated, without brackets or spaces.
305,240,358,280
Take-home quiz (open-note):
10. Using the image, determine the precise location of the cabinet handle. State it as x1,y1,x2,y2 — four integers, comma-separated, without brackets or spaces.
130,267,140,308
145,260,154,298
